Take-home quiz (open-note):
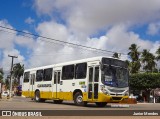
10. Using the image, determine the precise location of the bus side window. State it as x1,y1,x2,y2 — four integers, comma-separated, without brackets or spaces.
30,74,35,85
24,72,30,83
36,69,43,82
75,63,87,79
95,67,99,82
43,68,53,81
54,72,57,84
62,65,74,80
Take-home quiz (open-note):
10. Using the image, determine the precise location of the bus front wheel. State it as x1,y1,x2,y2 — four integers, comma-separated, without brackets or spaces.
74,92,87,106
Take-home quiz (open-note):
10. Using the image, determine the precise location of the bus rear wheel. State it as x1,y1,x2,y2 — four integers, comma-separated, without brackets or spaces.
95,102,107,107
74,92,87,106
35,91,45,102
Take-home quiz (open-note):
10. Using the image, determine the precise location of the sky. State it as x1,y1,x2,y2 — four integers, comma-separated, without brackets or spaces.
0,0,160,75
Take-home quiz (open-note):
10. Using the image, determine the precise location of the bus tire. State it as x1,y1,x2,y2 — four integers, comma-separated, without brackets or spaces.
95,102,107,107
74,92,87,106
35,91,45,102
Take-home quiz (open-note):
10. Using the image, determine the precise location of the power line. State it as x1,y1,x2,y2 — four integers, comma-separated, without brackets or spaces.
0,29,116,60
0,25,127,55
0,29,114,56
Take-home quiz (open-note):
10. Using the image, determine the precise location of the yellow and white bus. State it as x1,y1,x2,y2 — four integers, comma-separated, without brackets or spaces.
22,56,129,107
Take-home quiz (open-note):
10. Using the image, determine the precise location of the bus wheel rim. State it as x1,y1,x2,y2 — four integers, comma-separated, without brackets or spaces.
77,95,82,104
36,96,39,100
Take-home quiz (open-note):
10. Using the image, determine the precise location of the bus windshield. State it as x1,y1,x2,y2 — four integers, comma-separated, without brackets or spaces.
101,65,128,88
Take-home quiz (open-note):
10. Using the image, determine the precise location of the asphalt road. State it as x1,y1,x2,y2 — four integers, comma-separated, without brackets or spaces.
0,96,160,118
0,96,160,110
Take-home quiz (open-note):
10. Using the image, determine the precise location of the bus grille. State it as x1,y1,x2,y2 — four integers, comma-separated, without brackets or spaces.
112,97,122,101
109,89,125,93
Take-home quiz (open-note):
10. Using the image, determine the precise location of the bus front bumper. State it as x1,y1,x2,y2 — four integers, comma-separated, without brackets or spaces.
98,93,129,103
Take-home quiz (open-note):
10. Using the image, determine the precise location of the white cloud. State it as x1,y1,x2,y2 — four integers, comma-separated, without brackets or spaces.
2,49,25,72
14,33,35,49
0,20,16,50
0,20,35,74
147,22,160,35
27,21,159,69
1,0,160,72
34,0,55,15
101,24,153,52
34,0,160,35
32,0,160,68
0,19,159,72
25,17,35,24
36,21,69,41
150,41,160,54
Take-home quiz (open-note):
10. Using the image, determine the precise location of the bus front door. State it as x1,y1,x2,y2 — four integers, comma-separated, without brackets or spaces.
29,74,35,98
53,71,61,99
88,66,99,101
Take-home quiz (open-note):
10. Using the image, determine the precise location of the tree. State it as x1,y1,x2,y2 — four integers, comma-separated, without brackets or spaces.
141,49,148,64
129,73,160,102
155,47,160,72
128,44,141,73
12,63,24,86
112,52,120,59
156,47,160,60
141,49,156,72
128,44,140,61
125,60,130,66
4,75,10,90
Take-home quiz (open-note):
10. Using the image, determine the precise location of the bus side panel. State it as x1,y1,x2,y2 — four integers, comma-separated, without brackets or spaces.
59,80,73,100
22,82,30,97
60,92,73,100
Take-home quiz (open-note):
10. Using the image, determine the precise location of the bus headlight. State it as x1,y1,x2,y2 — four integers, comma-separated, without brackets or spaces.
100,85,109,94
124,90,129,96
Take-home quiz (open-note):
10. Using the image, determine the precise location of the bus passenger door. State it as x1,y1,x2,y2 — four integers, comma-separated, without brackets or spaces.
29,74,35,98
53,71,61,99
88,66,99,101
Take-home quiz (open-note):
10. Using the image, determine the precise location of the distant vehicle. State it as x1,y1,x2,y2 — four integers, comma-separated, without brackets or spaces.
2,91,9,97
16,85,22,96
22,56,129,107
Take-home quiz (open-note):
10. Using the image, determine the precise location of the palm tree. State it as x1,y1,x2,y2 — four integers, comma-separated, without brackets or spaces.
141,49,149,71
156,46,160,61
156,47,160,72
128,44,141,73
125,60,132,73
128,44,140,61
0,68,3,83
12,63,24,86
112,52,120,59
141,49,156,72
147,53,156,72
5,76,10,89
125,60,130,66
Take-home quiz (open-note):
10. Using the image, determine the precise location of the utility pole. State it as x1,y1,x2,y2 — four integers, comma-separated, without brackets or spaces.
8,55,18,98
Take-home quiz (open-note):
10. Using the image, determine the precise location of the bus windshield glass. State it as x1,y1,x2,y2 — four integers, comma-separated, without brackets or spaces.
101,65,128,88
101,58,128,88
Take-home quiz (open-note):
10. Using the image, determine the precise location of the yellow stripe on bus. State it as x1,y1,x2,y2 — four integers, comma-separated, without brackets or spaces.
22,91,128,103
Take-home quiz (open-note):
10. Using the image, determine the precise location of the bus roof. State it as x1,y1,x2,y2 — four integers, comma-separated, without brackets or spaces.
24,56,123,72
